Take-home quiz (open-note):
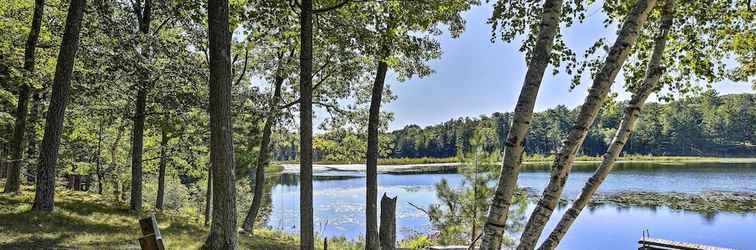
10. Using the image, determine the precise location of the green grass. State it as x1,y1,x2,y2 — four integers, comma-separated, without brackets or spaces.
0,182,360,250
277,155,754,166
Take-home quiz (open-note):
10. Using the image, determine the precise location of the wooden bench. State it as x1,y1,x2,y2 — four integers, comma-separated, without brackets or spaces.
138,215,165,250
638,237,733,250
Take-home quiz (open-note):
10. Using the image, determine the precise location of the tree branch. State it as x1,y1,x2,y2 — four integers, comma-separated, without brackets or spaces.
234,46,250,86
313,0,351,13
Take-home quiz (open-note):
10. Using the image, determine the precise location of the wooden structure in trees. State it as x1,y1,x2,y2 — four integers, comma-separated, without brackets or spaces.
138,215,165,250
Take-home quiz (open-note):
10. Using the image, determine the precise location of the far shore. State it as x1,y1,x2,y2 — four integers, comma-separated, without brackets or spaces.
277,157,756,174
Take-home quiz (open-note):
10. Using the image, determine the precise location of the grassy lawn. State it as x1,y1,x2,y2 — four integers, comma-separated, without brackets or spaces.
0,182,329,250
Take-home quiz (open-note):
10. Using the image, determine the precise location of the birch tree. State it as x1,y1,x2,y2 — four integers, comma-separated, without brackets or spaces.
536,1,675,248
517,0,658,248
479,0,566,248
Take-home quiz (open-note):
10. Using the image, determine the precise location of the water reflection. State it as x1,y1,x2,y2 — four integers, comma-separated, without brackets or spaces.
257,162,756,249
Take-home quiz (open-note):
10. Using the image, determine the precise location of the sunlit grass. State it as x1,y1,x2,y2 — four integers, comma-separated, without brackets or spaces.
0,182,363,250
278,155,755,166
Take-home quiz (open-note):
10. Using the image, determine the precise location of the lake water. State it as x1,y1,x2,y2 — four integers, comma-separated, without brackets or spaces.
261,162,756,249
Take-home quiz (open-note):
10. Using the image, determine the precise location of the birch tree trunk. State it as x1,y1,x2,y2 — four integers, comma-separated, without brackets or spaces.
299,0,315,249
242,72,285,233
203,0,237,247
537,2,674,249
129,0,153,212
517,1,657,248
4,0,45,194
31,0,86,212
479,0,564,248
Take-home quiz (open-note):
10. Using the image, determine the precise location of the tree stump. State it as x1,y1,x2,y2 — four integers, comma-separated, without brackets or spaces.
379,193,397,250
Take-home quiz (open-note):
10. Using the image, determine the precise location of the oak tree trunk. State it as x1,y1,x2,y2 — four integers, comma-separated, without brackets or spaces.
203,0,237,247
204,167,212,226
516,1,657,249
298,0,315,249
479,0,564,248
156,126,169,210
31,0,86,212
537,2,674,249
366,49,390,250
129,0,152,212
130,88,146,211
242,72,285,232
111,122,126,202
4,0,45,194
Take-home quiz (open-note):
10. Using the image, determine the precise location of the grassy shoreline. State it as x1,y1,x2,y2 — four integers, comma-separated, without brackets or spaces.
0,184,364,250
277,155,756,166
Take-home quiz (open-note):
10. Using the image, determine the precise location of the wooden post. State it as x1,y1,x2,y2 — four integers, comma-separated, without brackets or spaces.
379,193,397,250
138,215,165,250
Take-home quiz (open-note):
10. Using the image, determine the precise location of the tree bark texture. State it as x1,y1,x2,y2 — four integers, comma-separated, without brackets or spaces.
31,0,86,212
203,0,237,247
156,126,169,210
299,0,314,249
379,194,397,250
366,41,391,250
242,72,285,232
536,1,674,249
479,0,564,249
516,1,657,249
129,0,152,212
4,0,45,194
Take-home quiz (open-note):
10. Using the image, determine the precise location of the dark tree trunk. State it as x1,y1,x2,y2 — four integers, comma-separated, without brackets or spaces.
95,120,104,194
31,0,85,212
366,50,390,250
298,0,314,249
203,0,237,247
204,167,212,226
379,194,397,250
111,122,126,202
130,88,146,211
155,126,169,210
4,0,45,194
242,72,285,232
129,0,152,212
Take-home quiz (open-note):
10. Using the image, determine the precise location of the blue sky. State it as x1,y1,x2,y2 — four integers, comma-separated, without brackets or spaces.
381,3,753,131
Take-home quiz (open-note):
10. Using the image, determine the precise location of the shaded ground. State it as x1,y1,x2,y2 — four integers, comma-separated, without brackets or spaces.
0,183,306,249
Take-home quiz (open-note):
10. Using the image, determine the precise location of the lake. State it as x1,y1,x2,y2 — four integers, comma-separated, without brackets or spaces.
260,162,756,249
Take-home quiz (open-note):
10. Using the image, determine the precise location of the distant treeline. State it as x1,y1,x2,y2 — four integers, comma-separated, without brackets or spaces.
390,92,755,158
272,92,755,162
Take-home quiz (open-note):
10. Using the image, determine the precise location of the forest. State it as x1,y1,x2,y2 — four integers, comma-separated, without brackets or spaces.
0,0,753,249
279,92,755,162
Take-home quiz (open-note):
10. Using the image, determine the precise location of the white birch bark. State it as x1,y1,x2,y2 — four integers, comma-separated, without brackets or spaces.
516,0,658,248
536,1,675,249
479,0,565,249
